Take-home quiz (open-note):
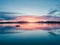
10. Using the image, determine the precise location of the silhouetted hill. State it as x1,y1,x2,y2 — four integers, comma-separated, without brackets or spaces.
36,21,60,23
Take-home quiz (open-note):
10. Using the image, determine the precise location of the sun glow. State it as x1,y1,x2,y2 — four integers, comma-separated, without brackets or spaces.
14,16,41,22
24,18,38,22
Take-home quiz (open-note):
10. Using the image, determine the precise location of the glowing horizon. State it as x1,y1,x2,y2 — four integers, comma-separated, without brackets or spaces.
0,16,60,22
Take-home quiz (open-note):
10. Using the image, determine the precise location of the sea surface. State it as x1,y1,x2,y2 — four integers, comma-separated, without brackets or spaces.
0,23,60,45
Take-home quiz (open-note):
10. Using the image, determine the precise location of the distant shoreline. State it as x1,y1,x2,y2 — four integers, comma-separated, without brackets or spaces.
0,21,60,24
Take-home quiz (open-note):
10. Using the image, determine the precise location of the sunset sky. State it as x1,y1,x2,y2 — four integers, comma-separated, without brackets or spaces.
0,0,60,17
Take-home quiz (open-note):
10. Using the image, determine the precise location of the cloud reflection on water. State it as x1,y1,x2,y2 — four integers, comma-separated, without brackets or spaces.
0,23,60,30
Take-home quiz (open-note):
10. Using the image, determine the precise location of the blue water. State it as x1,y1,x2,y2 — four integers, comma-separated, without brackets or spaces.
0,23,60,45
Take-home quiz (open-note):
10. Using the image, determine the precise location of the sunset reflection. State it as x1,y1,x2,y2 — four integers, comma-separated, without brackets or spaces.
0,23,60,30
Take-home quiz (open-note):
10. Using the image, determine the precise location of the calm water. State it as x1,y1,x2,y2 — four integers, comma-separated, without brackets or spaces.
0,23,60,45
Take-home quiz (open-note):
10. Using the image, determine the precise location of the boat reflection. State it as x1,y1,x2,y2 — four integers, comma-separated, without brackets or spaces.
0,23,60,30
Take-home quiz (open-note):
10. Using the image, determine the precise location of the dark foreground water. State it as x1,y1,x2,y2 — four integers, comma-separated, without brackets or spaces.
0,23,60,45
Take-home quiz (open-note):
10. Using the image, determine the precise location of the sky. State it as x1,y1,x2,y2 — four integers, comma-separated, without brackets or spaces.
0,0,60,16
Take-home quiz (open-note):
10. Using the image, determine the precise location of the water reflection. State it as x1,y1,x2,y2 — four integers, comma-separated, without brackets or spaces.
0,23,60,30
